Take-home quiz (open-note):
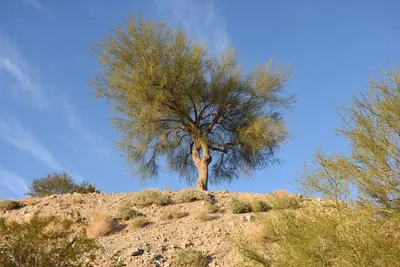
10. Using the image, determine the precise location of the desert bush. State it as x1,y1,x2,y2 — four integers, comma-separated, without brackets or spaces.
235,68,400,266
174,249,208,267
272,195,301,210
0,200,23,212
87,213,114,237
161,206,188,220
128,217,150,229
130,190,170,207
252,200,272,212
0,214,98,266
230,198,252,214
27,171,99,197
175,189,208,203
207,203,220,213
117,202,145,220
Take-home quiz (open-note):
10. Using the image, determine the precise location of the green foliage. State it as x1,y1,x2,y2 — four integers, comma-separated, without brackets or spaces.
27,172,99,197
174,249,208,267
117,202,145,220
91,16,293,188
272,195,301,210
0,200,22,212
234,68,400,266
207,203,220,213
0,214,99,266
175,189,208,203
130,190,170,207
252,200,272,212
230,198,252,214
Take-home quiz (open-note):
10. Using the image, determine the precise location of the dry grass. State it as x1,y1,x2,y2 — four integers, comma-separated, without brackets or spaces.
0,200,23,212
161,206,188,220
195,209,213,222
117,202,145,220
22,198,40,206
240,196,272,212
130,190,171,207
174,189,209,203
129,217,150,230
174,249,208,267
272,189,292,198
87,213,114,237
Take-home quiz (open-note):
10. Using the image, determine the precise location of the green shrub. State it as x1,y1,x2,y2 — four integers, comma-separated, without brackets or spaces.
207,203,220,213
0,200,23,212
175,189,208,203
117,202,145,220
252,200,272,212
230,198,252,214
27,171,99,197
175,249,208,267
273,195,301,210
0,214,99,266
130,190,170,207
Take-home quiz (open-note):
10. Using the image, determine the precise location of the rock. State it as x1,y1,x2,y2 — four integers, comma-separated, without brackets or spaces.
127,248,144,256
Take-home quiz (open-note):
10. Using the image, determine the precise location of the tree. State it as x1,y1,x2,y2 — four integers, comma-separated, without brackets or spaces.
91,17,294,190
27,172,99,197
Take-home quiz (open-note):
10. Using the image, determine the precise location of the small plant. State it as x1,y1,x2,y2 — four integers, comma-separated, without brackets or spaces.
129,217,150,230
175,189,208,203
161,206,188,220
87,213,114,237
175,249,208,267
230,198,252,214
130,190,170,207
0,214,98,266
252,200,272,212
207,203,220,213
27,171,99,197
117,202,145,220
273,195,301,210
0,200,22,212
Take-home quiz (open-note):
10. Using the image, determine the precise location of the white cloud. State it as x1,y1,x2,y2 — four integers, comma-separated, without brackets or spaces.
0,33,109,158
24,0,45,12
0,166,28,199
0,109,63,171
155,0,230,53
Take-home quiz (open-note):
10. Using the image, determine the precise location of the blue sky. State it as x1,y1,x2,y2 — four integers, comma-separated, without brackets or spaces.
0,0,398,199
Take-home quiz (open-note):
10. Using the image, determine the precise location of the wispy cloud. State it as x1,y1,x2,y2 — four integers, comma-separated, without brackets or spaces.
0,166,28,199
0,109,63,170
24,0,45,12
155,0,230,53
0,33,108,157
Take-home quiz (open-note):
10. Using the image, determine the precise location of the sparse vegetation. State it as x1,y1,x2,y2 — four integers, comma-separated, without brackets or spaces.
130,190,170,207
129,217,150,230
0,214,98,266
235,68,400,267
117,202,145,220
175,189,209,203
27,171,99,197
207,203,220,213
252,200,272,212
175,249,208,267
230,198,252,214
0,200,22,212
161,206,188,220
87,213,114,237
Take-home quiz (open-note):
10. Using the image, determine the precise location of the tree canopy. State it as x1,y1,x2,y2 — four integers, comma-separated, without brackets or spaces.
92,17,294,190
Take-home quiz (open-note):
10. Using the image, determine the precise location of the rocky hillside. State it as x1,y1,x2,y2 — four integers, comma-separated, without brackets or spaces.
1,189,326,267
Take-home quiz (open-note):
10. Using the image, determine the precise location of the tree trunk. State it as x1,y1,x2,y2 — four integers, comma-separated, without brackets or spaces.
192,139,212,191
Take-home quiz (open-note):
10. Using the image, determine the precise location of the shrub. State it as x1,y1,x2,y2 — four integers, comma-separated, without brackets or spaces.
175,189,208,203
175,249,208,267
129,217,150,230
87,213,114,237
272,195,301,210
117,202,145,220
0,200,22,212
0,214,98,266
130,190,170,207
207,203,220,213
27,171,99,197
252,200,272,212
161,206,188,220
230,198,252,214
